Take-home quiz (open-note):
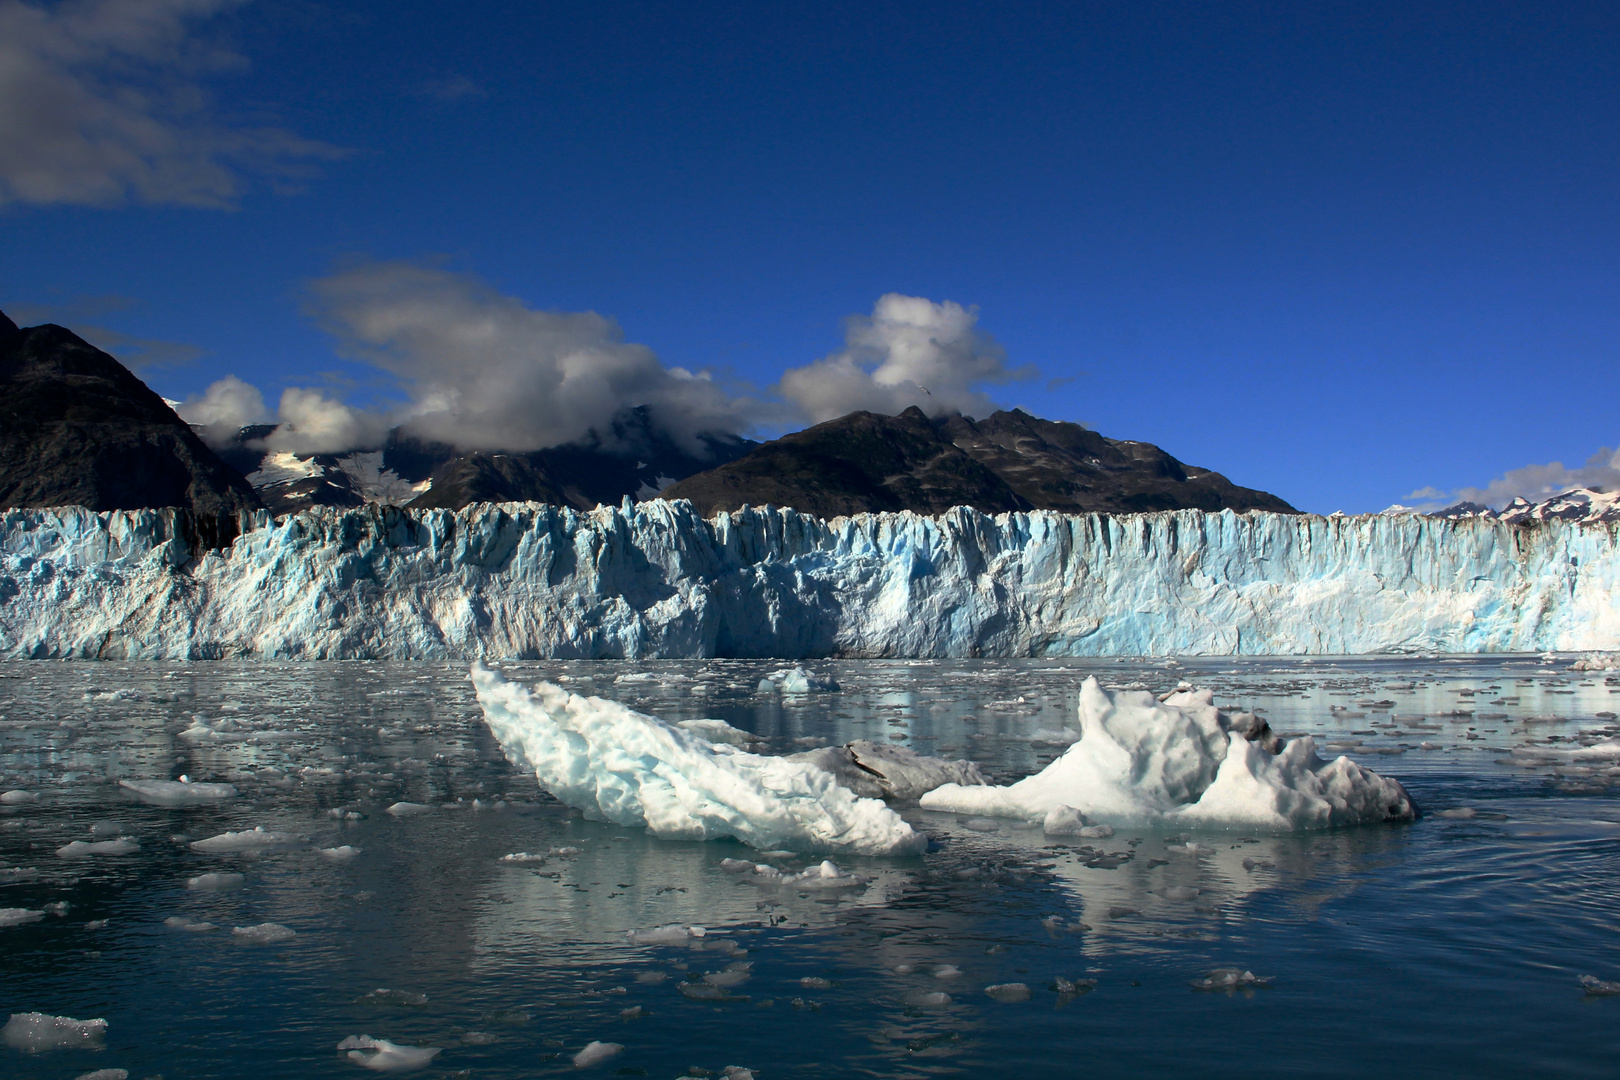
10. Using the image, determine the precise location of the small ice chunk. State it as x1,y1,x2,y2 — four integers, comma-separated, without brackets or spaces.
961,817,1001,832
187,872,245,891
931,964,962,980
84,919,108,930
703,966,752,989
1580,975,1620,996
1190,968,1272,991
164,916,218,932
0,867,39,881
765,667,840,694
318,846,362,861
634,971,668,984
0,908,44,928
338,1035,441,1072
1053,976,1097,995
902,990,951,1007
1162,886,1201,901
232,922,296,944
89,822,125,837
190,827,302,853
119,778,237,806
984,982,1031,1002
572,1040,623,1067
2,1012,107,1052
44,901,70,917
56,839,138,858
74,1069,129,1080
384,802,434,817
498,852,546,863
356,989,428,1006
627,924,706,945
1437,808,1477,819
799,976,833,989
1,790,37,805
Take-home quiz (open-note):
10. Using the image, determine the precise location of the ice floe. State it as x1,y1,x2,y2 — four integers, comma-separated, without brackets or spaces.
760,667,840,694
338,1035,441,1071
1,789,37,804
0,907,44,927
186,872,245,891
232,922,296,944
190,827,304,853
572,1040,623,1067
56,839,139,858
2,1012,107,1052
119,778,237,806
919,678,1415,830
472,664,926,855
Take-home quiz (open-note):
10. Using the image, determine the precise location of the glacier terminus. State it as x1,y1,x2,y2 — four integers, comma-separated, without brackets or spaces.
0,499,1614,660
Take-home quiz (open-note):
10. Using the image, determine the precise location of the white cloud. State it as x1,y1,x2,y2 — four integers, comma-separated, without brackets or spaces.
1406,445,1620,511
260,387,389,456
777,293,1034,424
0,0,341,208
304,260,766,453
174,373,269,446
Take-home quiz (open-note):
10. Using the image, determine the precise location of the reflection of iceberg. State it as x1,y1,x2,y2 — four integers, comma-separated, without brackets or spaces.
471,665,926,856
921,678,1415,830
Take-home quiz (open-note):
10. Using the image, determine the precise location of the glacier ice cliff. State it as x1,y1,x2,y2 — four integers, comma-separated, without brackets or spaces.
0,500,1614,659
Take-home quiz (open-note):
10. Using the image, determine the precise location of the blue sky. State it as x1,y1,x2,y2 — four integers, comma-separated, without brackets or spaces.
2,0,1617,513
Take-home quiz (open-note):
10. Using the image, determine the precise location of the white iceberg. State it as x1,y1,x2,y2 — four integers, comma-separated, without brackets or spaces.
762,667,840,694
120,778,237,806
190,827,304,853
2,1012,107,1052
471,664,926,856
56,839,138,858
338,1035,441,1072
919,678,1416,830
1,790,37,804
232,922,296,944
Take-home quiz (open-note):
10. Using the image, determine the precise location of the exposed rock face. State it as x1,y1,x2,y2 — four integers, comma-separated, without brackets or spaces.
1431,489,1620,526
661,407,1296,517
0,313,260,517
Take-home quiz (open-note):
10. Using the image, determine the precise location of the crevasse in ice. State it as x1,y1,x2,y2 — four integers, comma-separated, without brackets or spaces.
0,501,1614,659
918,677,1416,829
470,664,928,856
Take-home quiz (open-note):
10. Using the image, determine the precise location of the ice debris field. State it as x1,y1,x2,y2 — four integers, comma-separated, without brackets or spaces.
3,655,1620,1078
0,501,1616,659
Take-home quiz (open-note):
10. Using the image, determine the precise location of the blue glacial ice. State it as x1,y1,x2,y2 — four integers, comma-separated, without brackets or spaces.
0,500,1614,659
471,664,928,856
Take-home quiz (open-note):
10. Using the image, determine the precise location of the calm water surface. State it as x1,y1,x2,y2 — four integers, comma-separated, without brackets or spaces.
2,656,1619,1078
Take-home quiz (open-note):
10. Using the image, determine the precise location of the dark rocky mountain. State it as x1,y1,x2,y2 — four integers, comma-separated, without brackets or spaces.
0,312,261,518
212,406,757,515
661,407,1297,517
1428,489,1619,526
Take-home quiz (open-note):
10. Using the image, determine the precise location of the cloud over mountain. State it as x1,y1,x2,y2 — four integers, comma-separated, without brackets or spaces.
174,266,1032,458
777,294,1034,424
1405,444,1620,511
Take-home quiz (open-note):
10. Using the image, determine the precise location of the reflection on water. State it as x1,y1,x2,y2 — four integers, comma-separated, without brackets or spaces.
1,657,1619,1078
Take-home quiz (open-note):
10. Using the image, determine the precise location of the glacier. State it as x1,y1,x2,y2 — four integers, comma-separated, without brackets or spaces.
0,500,1614,659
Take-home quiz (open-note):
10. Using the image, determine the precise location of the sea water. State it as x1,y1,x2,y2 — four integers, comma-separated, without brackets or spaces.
1,656,1618,1078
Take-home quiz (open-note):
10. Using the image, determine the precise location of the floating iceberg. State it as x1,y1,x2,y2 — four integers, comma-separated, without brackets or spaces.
919,678,1415,830
471,664,926,856
56,839,138,858
338,1035,441,1072
190,827,303,853
2,1012,107,1052
120,778,237,805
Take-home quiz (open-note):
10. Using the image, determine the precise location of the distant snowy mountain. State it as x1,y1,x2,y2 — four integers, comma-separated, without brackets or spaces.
207,409,756,516
1428,488,1620,526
